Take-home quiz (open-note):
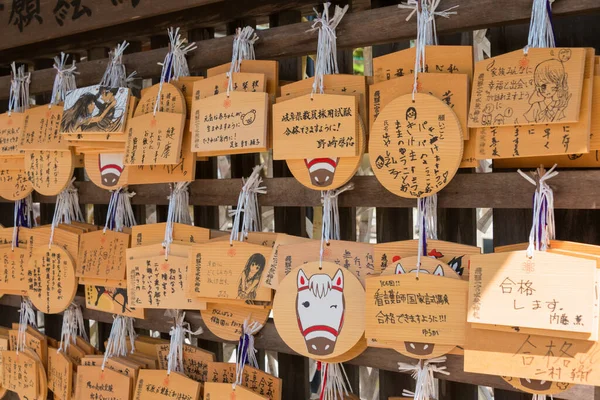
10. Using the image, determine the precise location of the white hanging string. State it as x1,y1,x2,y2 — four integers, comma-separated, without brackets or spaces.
533,395,553,400
153,27,197,116
49,178,84,248
74,301,89,342
17,298,37,354
402,390,416,398
12,194,33,251
103,188,137,233
232,318,263,390
58,304,77,353
318,362,353,400
517,164,558,258
8,62,30,115
307,3,349,96
229,165,266,244
319,184,354,270
226,26,258,97
50,52,78,106
165,310,203,375
424,194,437,240
473,29,491,63
398,356,450,400
163,182,192,260
398,0,458,99
524,0,555,53
100,42,130,89
101,315,136,370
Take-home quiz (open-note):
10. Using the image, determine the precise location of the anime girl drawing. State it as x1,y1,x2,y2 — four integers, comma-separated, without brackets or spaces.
524,59,570,123
61,85,128,133
237,253,266,300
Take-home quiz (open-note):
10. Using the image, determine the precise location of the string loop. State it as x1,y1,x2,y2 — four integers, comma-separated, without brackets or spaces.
226,27,259,97
101,315,136,370
229,165,266,244
103,188,137,233
100,42,131,89
50,52,78,106
49,178,84,248
165,310,203,375
398,356,450,400
12,195,34,251
163,182,192,259
524,0,555,54
319,183,354,269
17,298,36,354
232,318,263,389
8,63,30,115
318,362,353,400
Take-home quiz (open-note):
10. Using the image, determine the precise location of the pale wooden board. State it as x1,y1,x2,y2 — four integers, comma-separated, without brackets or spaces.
77,230,129,280
191,91,269,156
133,82,185,118
206,362,282,400
191,72,266,100
275,239,376,287
204,382,269,400
273,261,365,361
75,366,132,400
207,60,279,104
201,302,271,342
272,93,359,159
26,244,78,314
0,168,33,200
469,48,586,128
369,93,464,198
261,234,312,290
0,156,25,170
0,246,29,294
171,76,204,116
8,329,48,369
1,350,39,398
468,250,596,334
0,227,29,247
188,241,273,302
84,282,145,318
133,370,201,400
156,343,215,382
0,112,26,155
493,150,600,168
21,105,69,150
373,45,474,85
24,150,75,196
25,225,80,260
130,223,210,247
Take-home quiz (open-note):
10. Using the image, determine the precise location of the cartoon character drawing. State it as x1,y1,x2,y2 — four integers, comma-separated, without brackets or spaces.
502,376,571,395
98,153,125,187
94,286,130,313
406,106,417,121
524,59,570,123
296,268,345,356
481,103,494,126
61,85,128,133
304,158,339,187
237,253,266,301
447,255,465,276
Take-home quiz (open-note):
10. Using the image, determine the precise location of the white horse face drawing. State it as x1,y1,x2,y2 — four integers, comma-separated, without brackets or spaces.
98,153,124,187
296,268,345,356
394,263,445,276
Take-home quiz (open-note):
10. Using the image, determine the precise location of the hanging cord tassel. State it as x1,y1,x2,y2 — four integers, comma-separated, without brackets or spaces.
101,315,136,370
8,62,31,115
103,188,137,233
518,164,558,258
229,165,267,244
165,310,203,375
415,197,427,278
524,0,555,53
398,356,450,400
12,194,34,251
58,303,80,354
50,52,78,106
163,182,192,259
318,362,353,400
73,302,89,342
232,318,263,390
532,395,553,400
153,27,197,116
307,3,349,96
17,298,37,354
319,184,354,269
49,178,84,248
225,26,259,97
424,194,438,240
100,41,131,89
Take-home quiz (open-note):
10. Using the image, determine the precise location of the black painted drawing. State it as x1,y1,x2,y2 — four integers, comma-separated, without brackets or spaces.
237,253,266,300
524,59,570,123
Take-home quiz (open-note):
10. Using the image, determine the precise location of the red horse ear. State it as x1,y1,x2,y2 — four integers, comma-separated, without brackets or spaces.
392,255,401,263
333,269,344,289
297,269,308,288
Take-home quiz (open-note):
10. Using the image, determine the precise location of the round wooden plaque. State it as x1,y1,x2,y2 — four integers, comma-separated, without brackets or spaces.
369,93,463,198
24,150,74,196
0,169,33,200
24,348,47,400
135,83,186,118
201,303,271,342
381,256,459,359
273,261,365,361
501,376,571,395
84,152,129,189
318,335,367,363
27,244,77,314
287,117,366,190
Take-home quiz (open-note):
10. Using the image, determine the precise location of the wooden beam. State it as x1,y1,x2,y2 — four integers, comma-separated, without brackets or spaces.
1,0,599,99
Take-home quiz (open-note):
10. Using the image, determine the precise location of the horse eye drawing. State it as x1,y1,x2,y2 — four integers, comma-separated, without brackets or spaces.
304,158,339,187
296,268,345,356
98,153,125,187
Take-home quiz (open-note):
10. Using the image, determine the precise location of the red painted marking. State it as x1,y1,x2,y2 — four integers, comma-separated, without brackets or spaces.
223,98,232,108
300,276,305,285
392,255,401,263
150,118,157,128
227,248,236,257
161,263,170,272
519,57,529,68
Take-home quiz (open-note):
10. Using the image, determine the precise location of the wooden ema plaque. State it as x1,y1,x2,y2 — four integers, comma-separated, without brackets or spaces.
77,230,129,280
24,150,75,196
201,303,271,341
48,348,74,400
171,76,203,116
469,48,586,128
26,244,78,314
373,45,474,85
0,112,26,155
366,257,468,348
273,261,365,361
21,105,69,150
61,85,130,134
0,156,25,169
0,246,29,294
133,370,201,400
502,375,571,396
188,241,272,303
272,93,359,159
131,223,210,247
191,72,266,101
0,227,29,247
468,250,597,335
0,168,33,200
204,382,269,400
2,350,39,399
206,362,282,400
207,60,279,103
261,234,311,290
25,225,80,260
156,343,215,382
191,91,269,156
84,152,129,189
276,239,377,287
369,93,464,198
475,48,596,159
209,232,278,248
8,328,48,369
75,366,132,400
